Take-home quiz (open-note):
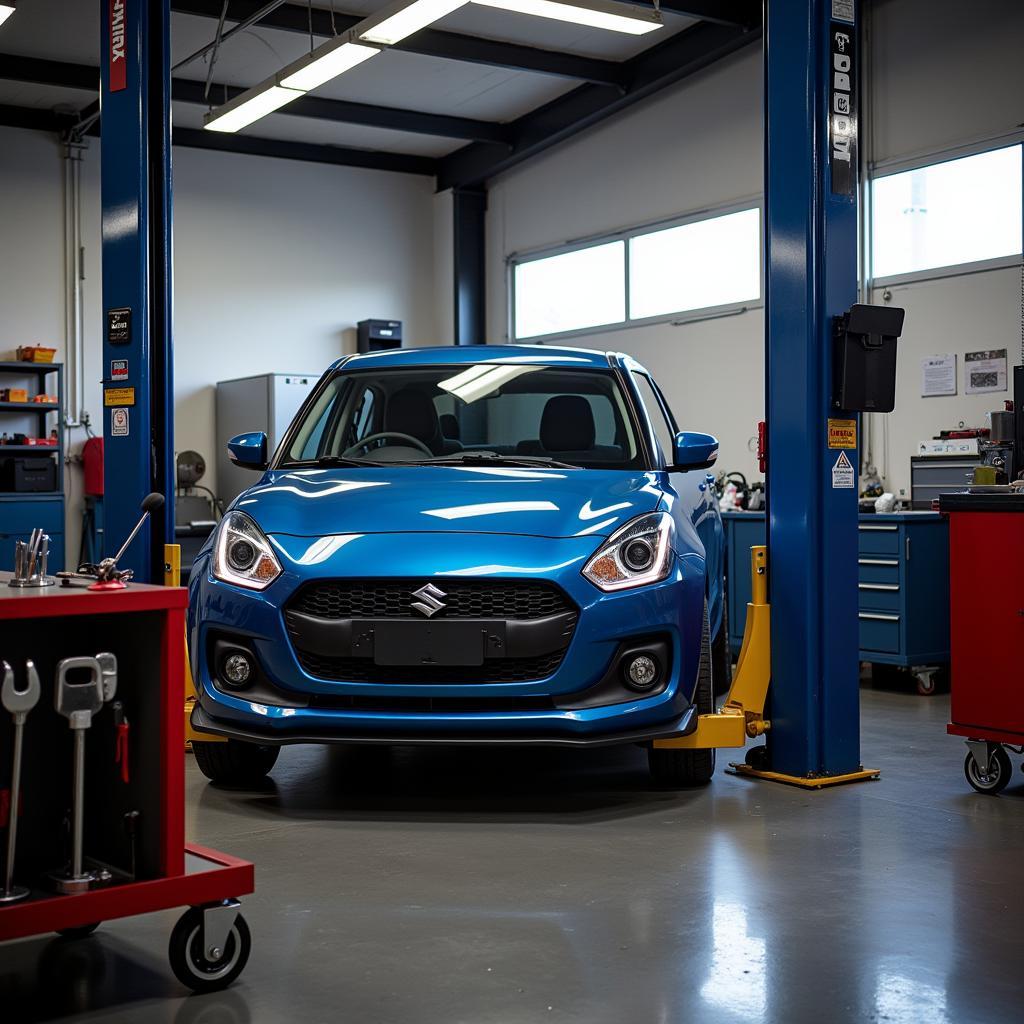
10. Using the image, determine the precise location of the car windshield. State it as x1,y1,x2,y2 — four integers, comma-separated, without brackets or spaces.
281,364,645,470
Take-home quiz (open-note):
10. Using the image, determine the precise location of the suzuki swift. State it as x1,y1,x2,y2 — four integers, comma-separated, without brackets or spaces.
188,346,728,787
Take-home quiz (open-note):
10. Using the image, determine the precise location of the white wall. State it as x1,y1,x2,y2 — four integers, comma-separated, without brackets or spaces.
172,146,437,488
481,0,1024,494
0,127,438,561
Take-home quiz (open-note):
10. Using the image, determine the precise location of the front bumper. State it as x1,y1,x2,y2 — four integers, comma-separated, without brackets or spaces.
189,531,707,744
190,703,697,748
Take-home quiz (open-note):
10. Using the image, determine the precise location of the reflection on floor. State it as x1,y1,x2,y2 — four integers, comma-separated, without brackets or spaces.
3,688,1024,1024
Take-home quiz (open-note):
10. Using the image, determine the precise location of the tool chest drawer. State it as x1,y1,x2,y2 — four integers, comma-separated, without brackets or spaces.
859,612,901,653
724,511,949,668
857,583,901,612
0,496,63,536
857,523,901,555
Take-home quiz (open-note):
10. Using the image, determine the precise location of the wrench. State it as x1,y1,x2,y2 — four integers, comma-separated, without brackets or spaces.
49,654,117,892
1,660,40,902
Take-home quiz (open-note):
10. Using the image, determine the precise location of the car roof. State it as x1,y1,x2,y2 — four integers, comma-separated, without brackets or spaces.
328,344,625,372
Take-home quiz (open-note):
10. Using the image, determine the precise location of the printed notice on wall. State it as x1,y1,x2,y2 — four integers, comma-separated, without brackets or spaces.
964,349,1007,395
921,354,957,397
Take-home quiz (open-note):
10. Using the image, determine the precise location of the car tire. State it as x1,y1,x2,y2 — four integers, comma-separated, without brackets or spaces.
648,603,716,788
711,595,732,697
192,739,280,785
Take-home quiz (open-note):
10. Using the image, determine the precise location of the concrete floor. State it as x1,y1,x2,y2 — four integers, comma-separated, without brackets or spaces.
3,686,1024,1024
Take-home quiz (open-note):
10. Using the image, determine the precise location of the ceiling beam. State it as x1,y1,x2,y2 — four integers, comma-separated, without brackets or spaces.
436,20,759,190
173,127,437,174
0,101,436,175
617,0,760,28
0,52,506,143
170,0,627,86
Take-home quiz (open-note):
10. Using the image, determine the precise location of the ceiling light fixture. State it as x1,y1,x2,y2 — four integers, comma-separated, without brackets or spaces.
472,0,662,35
0,2,16,29
204,84,304,133
278,38,380,92
357,0,470,45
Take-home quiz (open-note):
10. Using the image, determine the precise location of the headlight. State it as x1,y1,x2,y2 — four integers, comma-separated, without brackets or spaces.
213,511,282,590
582,512,674,592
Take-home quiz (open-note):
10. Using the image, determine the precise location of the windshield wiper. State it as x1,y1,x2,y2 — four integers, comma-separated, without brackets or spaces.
427,452,579,470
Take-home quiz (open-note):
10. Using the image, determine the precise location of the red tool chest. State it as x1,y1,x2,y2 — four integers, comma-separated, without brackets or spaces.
941,491,1024,793
0,578,255,991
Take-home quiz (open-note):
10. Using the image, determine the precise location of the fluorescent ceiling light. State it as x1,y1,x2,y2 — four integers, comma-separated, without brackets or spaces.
358,0,469,45
278,39,380,92
204,84,303,133
472,0,662,35
0,2,15,29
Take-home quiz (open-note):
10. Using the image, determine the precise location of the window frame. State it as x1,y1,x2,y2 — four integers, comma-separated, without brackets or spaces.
867,138,1024,288
508,197,764,344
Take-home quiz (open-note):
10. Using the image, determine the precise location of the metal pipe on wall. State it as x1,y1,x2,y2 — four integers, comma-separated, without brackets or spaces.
62,140,86,427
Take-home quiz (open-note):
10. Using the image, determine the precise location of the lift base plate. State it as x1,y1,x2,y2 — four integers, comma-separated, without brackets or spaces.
727,763,881,788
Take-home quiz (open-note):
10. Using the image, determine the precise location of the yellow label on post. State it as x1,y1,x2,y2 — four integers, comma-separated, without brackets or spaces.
827,418,857,449
104,387,136,407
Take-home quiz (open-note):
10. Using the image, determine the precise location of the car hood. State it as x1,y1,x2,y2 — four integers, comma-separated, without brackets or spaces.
233,465,664,539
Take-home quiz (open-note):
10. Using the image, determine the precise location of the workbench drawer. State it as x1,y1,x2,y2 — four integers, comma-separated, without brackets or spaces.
858,582,901,613
0,500,63,536
859,612,901,654
858,523,901,555
858,558,901,587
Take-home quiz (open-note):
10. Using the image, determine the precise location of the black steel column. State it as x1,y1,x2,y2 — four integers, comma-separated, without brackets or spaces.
452,186,487,345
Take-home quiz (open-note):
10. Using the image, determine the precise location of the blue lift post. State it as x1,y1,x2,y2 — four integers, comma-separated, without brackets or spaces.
100,0,175,583
763,0,865,778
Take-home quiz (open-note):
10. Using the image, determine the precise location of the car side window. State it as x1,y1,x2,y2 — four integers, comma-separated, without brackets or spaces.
631,372,676,466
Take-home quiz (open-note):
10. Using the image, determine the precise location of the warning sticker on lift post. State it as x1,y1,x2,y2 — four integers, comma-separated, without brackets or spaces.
104,387,135,407
832,450,854,489
111,407,129,437
827,418,857,448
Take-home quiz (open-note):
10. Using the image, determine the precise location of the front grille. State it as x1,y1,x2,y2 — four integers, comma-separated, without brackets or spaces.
295,649,568,685
288,579,573,621
286,578,578,685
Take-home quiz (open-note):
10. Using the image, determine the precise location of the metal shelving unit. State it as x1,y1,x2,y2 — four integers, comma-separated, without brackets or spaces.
0,361,65,572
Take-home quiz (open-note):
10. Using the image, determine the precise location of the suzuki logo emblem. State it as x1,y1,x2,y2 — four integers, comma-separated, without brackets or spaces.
411,583,447,618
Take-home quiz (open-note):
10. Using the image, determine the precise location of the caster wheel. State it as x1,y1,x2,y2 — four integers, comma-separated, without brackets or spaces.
964,745,1012,795
169,907,251,992
745,745,769,770
57,922,101,939
916,673,936,696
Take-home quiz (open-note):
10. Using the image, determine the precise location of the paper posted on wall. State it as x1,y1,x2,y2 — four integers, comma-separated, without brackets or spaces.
921,354,956,397
964,349,1007,395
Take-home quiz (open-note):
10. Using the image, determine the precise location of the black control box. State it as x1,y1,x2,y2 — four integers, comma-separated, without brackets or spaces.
357,319,402,354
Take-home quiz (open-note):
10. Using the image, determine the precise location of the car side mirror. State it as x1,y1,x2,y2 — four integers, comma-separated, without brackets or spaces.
670,431,719,471
227,431,268,471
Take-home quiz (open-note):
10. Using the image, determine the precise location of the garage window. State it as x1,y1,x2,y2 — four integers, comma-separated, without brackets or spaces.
870,144,1023,281
510,203,761,342
513,241,626,340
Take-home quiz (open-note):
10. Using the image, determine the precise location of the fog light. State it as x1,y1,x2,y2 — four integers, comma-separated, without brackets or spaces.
222,652,253,688
624,654,658,690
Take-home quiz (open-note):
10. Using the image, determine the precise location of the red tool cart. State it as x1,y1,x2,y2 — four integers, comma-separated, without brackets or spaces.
941,491,1024,794
0,579,255,991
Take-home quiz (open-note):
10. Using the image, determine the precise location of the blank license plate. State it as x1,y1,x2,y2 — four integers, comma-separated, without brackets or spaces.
371,620,503,667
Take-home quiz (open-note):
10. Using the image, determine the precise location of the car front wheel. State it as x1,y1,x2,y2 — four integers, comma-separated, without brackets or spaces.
192,738,280,785
648,603,716,787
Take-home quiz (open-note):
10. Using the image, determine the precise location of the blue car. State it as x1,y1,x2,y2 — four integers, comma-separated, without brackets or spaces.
188,345,728,787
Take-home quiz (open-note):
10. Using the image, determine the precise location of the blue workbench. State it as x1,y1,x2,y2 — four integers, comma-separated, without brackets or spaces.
723,510,949,687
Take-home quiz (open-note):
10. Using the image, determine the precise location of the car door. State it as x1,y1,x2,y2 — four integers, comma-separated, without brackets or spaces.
628,365,725,640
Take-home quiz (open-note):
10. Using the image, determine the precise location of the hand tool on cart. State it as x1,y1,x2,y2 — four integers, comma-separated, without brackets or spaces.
1,660,40,903
49,653,118,893
57,492,165,590
9,530,54,588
